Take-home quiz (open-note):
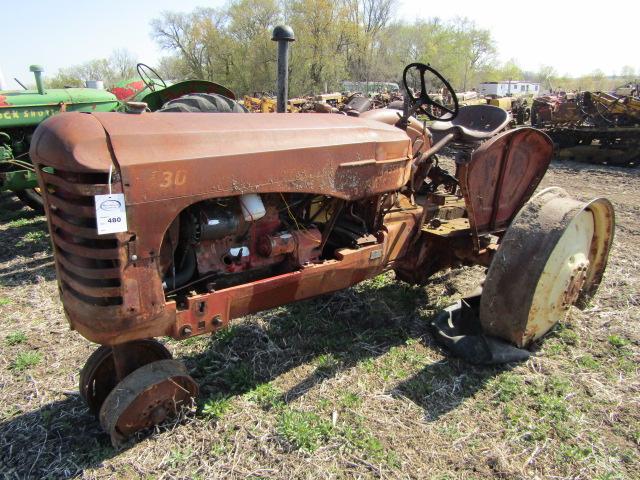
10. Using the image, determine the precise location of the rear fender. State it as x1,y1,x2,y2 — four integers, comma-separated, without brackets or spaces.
457,127,553,247
142,80,237,111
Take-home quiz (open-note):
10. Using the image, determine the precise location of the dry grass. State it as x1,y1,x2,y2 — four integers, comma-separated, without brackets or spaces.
0,161,638,479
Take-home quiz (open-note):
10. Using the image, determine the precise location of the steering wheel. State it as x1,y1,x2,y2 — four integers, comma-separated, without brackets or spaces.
402,63,459,121
137,63,167,92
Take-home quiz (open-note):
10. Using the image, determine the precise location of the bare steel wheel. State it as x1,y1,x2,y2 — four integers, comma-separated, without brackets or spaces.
99,359,199,446
79,339,172,415
480,187,614,347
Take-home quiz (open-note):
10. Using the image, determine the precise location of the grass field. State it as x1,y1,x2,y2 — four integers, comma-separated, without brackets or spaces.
0,160,638,479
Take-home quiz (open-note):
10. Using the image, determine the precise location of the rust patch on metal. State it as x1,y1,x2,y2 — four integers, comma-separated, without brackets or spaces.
458,127,553,238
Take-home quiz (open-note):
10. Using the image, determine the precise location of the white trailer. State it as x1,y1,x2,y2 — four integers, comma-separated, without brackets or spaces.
479,81,541,97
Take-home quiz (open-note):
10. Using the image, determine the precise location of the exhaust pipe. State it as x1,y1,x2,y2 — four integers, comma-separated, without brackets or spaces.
271,25,295,113
30,65,45,95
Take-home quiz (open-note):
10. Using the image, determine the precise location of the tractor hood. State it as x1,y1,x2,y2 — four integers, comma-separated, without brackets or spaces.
30,111,413,204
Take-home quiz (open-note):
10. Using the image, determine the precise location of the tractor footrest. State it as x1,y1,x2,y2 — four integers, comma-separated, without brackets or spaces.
421,217,471,237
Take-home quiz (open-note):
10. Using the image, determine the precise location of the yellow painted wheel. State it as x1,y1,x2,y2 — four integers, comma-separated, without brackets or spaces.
480,187,614,347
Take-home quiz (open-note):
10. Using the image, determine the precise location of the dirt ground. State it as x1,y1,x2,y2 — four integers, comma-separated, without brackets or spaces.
0,160,638,479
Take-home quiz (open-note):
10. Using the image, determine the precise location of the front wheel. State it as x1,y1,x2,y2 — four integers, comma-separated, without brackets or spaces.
15,188,44,213
480,187,614,347
79,339,173,415
99,359,198,446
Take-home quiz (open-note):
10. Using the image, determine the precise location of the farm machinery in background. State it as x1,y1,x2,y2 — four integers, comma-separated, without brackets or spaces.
532,87,640,167
0,66,119,210
0,63,239,211
487,96,531,125
244,87,531,124
242,90,402,114
242,93,325,112
420,91,531,126
243,93,285,112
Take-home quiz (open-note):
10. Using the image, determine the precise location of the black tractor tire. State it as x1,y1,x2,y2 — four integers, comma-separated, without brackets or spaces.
16,188,44,213
387,100,404,111
159,93,248,113
345,95,372,114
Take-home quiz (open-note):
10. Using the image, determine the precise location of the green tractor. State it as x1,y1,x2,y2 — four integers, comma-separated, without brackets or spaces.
109,63,238,110
0,63,238,211
0,65,119,210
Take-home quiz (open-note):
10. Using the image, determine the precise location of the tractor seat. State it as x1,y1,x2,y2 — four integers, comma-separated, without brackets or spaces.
429,105,511,143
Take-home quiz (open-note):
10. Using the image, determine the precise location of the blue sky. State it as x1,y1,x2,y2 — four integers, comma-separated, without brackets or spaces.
3,0,638,89
2,0,219,87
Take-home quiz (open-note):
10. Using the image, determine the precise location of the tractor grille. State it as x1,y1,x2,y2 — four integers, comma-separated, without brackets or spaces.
39,165,127,307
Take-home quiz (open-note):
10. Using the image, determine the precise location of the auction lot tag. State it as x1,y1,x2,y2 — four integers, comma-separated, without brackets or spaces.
94,193,128,235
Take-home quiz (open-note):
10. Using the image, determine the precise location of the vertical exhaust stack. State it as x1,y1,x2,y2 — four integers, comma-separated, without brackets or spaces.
30,65,45,95
271,25,295,113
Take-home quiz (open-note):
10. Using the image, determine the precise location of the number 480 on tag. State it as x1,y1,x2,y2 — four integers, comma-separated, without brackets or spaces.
94,193,128,235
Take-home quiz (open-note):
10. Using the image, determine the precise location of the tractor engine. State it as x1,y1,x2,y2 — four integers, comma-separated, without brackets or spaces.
161,193,322,293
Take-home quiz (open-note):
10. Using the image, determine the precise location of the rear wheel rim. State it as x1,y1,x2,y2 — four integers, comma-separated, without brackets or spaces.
526,208,593,342
480,187,614,347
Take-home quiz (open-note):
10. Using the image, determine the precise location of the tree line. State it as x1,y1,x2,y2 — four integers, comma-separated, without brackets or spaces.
47,0,637,97
149,0,506,95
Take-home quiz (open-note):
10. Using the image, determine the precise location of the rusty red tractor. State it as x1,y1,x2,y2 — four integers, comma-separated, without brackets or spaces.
31,60,614,445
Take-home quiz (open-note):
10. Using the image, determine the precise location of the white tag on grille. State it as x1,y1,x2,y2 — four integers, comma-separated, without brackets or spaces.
94,193,128,235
